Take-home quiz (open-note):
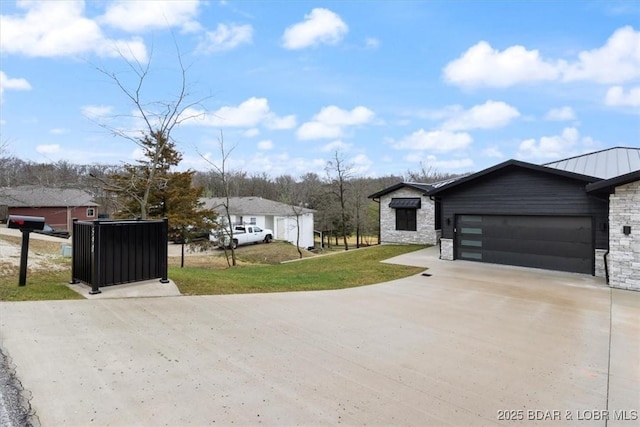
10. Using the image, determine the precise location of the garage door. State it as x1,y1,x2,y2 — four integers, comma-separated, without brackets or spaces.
455,215,593,274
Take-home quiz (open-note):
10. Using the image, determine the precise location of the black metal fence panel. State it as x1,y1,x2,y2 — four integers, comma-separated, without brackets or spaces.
71,218,168,294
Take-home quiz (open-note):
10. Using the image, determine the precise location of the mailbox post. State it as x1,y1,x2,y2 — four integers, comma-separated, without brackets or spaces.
7,215,45,286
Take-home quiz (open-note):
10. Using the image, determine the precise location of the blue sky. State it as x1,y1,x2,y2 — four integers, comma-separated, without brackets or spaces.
1,1,639,178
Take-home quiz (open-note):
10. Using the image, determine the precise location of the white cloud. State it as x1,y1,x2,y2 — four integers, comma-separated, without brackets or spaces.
314,105,375,125
443,41,560,88
545,106,576,121
244,128,260,138
257,140,273,150
563,26,640,84
0,1,147,61
49,128,69,135
282,8,348,50
441,100,520,131
100,0,201,32
297,121,343,140
321,140,352,152
183,97,293,129
0,71,31,102
36,144,60,154
605,86,640,107
81,105,114,119
482,146,504,158
517,127,581,160
297,105,374,140
266,114,297,130
392,129,472,152
196,23,253,53
350,153,373,175
443,26,640,88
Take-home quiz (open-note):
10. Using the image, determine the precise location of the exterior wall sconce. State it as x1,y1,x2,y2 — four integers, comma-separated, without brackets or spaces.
623,226,631,235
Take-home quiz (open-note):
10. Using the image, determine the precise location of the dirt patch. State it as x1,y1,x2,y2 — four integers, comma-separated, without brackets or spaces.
0,237,68,277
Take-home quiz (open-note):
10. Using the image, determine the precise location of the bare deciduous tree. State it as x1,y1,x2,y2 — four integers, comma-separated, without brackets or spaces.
200,131,239,267
405,161,468,184
277,175,306,258
325,151,355,251
91,44,209,219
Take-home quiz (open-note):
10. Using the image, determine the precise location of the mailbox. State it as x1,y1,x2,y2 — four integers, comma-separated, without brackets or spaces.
7,215,46,287
8,215,45,231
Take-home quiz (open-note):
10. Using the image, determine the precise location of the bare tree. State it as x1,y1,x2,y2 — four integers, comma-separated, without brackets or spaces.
200,131,239,267
405,161,467,184
91,44,208,219
277,175,306,258
325,151,355,251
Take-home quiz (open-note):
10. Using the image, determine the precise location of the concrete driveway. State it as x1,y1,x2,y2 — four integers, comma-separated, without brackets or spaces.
1,247,638,426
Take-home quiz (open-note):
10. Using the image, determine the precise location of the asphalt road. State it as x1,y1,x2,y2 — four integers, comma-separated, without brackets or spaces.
0,350,32,426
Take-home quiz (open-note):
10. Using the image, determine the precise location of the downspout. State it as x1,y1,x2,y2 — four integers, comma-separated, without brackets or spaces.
604,250,609,284
372,197,381,245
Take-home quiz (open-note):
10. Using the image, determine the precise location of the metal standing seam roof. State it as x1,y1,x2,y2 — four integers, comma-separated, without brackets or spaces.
199,197,316,216
543,147,640,179
0,186,98,207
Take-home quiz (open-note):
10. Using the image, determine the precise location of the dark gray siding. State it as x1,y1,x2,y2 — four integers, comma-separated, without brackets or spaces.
437,167,609,249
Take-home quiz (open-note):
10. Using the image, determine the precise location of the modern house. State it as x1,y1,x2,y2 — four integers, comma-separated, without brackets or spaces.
428,147,640,291
0,186,98,230
368,179,458,245
200,196,316,249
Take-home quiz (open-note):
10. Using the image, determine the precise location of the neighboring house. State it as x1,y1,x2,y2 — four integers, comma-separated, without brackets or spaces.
368,179,459,245
0,186,99,231
428,147,640,291
200,196,316,249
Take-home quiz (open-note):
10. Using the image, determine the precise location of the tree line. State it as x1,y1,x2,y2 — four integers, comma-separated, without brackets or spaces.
0,150,463,249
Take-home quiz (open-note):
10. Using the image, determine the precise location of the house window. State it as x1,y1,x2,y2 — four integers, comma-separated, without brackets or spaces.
396,208,417,231
250,217,257,224
86,208,95,217
389,198,420,231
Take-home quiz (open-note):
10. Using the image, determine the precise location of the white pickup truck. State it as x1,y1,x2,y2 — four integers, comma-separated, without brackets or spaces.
212,225,273,249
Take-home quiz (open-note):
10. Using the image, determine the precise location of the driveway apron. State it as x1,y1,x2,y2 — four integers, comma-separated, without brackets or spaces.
1,247,638,426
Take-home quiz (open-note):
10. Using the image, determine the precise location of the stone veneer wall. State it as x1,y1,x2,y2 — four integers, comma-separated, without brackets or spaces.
608,180,640,291
379,188,438,245
594,249,607,278
440,238,454,260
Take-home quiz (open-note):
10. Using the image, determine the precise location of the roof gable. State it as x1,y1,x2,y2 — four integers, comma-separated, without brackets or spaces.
544,147,640,179
428,160,600,196
368,182,433,199
586,169,640,194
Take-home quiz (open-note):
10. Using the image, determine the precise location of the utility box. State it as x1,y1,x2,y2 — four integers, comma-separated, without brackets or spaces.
7,215,45,231
70,218,169,294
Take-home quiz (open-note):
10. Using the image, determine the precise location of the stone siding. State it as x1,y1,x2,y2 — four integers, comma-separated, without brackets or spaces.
380,188,438,245
594,249,607,278
440,238,454,260
608,180,640,291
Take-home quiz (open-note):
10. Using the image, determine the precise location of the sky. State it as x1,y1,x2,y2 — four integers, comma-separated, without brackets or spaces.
1,0,639,179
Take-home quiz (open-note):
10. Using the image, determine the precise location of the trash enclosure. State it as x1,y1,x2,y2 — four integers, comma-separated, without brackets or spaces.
71,218,169,294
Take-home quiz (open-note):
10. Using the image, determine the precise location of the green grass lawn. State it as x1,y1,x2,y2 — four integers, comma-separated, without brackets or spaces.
170,245,427,295
0,240,428,301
